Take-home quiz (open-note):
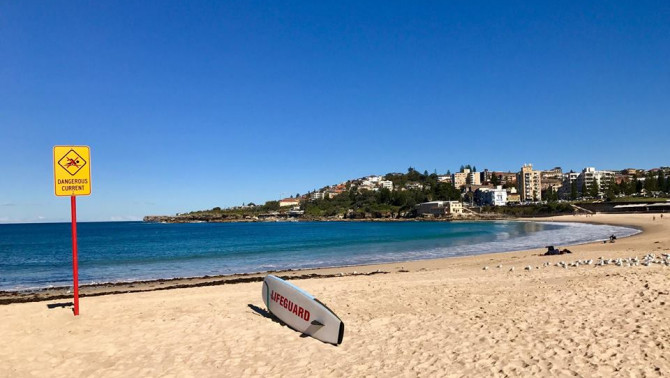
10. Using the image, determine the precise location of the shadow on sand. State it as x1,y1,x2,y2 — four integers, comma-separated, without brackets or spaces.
248,303,283,325
247,303,326,341
46,302,73,309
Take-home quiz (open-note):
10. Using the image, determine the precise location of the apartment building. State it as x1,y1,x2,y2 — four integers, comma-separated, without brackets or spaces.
452,169,469,188
559,171,580,198
577,167,615,197
517,164,542,202
467,171,481,185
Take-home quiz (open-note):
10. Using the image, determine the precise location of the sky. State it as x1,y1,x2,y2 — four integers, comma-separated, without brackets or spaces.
1,1,669,223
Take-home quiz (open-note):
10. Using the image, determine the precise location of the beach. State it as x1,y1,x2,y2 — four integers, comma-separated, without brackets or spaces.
1,213,669,377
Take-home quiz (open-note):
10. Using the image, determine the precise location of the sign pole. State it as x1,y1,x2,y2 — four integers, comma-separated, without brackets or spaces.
54,145,91,316
71,195,80,316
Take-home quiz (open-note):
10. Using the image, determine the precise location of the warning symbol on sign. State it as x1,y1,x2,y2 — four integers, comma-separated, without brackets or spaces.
57,149,87,176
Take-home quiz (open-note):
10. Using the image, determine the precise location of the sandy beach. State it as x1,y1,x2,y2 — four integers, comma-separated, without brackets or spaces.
1,213,669,377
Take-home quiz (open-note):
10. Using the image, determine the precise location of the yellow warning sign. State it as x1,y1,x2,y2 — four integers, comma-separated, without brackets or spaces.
53,146,91,196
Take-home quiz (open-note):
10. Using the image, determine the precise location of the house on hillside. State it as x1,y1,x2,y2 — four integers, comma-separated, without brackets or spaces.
417,201,463,216
279,198,301,207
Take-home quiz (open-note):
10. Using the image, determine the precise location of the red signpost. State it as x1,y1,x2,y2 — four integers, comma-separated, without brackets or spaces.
53,146,91,316
71,196,80,315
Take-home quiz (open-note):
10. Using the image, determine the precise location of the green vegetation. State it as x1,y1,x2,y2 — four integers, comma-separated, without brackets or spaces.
305,168,462,218
480,203,574,217
599,170,669,199
165,166,670,222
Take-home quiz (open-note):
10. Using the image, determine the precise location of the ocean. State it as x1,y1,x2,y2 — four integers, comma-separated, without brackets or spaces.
0,220,639,291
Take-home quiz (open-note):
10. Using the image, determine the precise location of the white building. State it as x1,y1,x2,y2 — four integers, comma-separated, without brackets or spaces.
577,167,615,197
437,175,453,183
310,192,325,200
362,176,383,185
405,182,423,190
380,181,394,190
475,186,507,206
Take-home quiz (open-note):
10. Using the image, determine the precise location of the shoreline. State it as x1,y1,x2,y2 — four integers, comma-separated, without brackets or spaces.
0,214,645,304
2,213,669,377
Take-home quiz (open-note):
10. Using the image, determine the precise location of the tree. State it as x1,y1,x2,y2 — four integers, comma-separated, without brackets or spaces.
605,182,616,201
491,174,500,186
570,181,578,200
581,181,587,197
657,171,665,192
377,188,392,205
635,178,643,193
406,168,421,182
644,171,656,192
459,165,465,172
446,169,451,175
472,166,477,172
263,201,280,211
543,188,558,202
626,175,637,195
589,181,600,198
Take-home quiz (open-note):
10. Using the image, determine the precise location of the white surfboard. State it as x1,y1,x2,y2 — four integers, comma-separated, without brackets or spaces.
262,275,344,345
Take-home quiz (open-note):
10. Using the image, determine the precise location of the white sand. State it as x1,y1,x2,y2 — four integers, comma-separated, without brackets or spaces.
1,213,669,377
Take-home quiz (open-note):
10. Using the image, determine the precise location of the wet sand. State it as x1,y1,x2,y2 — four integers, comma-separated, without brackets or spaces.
1,213,668,377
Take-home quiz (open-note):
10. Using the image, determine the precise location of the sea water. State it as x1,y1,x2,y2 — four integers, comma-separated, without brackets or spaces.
0,221,639,290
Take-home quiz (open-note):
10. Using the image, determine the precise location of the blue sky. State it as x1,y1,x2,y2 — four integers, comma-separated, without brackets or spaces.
1,1,669,222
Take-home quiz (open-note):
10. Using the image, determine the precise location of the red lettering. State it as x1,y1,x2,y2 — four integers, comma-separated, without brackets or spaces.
270,290,311,322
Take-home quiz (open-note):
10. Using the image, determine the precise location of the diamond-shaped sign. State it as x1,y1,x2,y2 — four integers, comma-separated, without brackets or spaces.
58,149,87,176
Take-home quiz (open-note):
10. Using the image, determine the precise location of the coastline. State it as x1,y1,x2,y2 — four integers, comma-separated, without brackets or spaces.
2,213,669,377
0,216,640,304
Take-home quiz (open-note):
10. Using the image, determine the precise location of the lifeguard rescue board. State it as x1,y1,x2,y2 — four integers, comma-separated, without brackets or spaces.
262,275,344,345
